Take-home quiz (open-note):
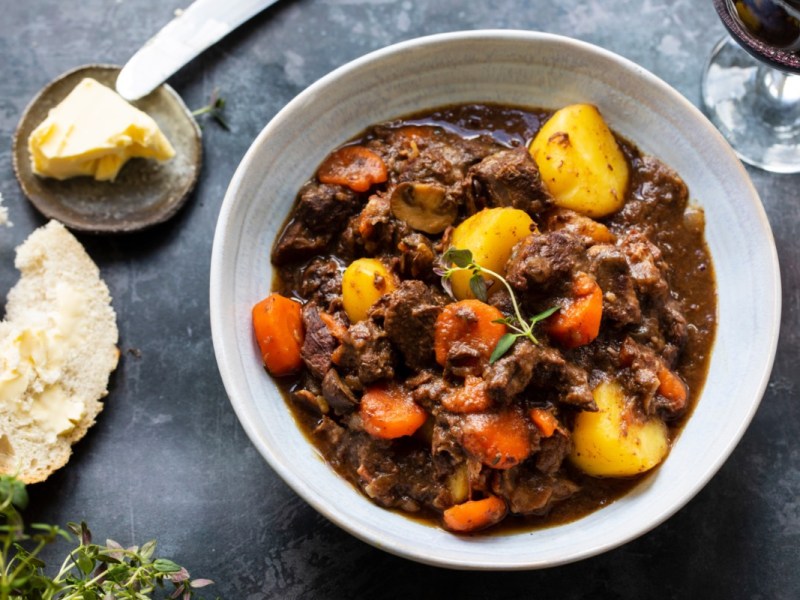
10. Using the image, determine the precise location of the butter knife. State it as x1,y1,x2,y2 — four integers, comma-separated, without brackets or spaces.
116,0,278,101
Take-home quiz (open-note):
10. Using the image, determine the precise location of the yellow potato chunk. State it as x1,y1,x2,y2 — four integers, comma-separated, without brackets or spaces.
570,380,669,477
529,104,629,218
449,207,534,300
342,258,396,323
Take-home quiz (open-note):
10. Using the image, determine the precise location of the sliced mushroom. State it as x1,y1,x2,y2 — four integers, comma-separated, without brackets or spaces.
390,181,457,234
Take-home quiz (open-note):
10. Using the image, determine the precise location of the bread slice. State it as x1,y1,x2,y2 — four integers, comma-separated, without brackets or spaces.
0,220,118,483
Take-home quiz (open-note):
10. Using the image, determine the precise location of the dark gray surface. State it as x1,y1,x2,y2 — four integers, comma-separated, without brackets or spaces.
1,1,798,598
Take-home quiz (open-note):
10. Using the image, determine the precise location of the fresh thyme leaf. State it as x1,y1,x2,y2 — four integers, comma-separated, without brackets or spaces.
443,247,473,268
490,333,518,363
153,558,182,573
530,305,560,325
469,273,488,301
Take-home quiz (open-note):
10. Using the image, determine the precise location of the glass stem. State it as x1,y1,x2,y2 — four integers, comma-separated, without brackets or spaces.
755,65,800,126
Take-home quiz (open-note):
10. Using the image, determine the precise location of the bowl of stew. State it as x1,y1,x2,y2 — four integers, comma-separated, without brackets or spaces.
210,30,780,568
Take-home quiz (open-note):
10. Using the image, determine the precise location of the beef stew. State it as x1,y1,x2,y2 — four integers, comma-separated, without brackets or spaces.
253,103,717,533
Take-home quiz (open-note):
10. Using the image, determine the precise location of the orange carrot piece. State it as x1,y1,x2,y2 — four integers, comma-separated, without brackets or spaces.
547,272,603,349
318,312,347,341
252,293,304,376
434,300,507,369
460,407,532,469
657,366,689,412
317,145,388,192
443,495,508,533
360,382,428,440
530,408,559,438
441,375,493,413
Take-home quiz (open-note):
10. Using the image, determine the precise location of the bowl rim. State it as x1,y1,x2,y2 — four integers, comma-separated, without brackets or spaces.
210,29,781,569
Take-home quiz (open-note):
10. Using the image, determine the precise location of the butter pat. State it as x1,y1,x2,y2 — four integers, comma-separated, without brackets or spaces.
0,283,88,439
28,78,175,182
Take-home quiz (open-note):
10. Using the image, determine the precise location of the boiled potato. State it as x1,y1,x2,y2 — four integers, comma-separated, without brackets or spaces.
570,380,669,477
342,258,397,323
529,104,629,218
449,207,534,300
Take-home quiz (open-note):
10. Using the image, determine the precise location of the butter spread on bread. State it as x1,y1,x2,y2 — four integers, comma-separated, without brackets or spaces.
0,221,118,483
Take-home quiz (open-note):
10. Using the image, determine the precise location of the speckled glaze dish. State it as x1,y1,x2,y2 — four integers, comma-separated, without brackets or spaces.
13,64,202,234
210,30,781,569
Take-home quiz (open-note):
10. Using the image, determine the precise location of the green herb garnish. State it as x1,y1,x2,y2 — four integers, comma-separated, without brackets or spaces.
437,248,559,363
191,88,229,131
0,475,213,599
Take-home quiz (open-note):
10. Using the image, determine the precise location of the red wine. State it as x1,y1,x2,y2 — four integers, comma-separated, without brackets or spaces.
728,0,800,49
713,0,800,72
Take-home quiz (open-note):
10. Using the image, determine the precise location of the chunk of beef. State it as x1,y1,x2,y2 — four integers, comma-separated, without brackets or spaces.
337,320,395,385
506,231,587,297
373,125,493,187
301,303,336,380
660,297,688,352
410,372,452,413
465,148,554,216
299,257,343,310
618,231,688,350
483,339,538,402
619,231,670,297
619,337,688,419
321,368,358,415
383,280,443,371
349,433,445,512
292,388,329,415
492,465,579,516
314,415,346,447
535,432,572,475
527,345,596,410
543,208,617,247
353,193,411,255
397,233,436,281
295,182,360,235
587,244,642,327
619,154,689,227
480,336,595,409
272,219,331,266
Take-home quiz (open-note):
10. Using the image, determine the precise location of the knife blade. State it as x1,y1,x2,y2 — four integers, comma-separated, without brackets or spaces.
116,0,278,101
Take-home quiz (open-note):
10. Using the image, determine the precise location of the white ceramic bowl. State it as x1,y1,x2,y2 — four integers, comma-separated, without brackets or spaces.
210,30,780,569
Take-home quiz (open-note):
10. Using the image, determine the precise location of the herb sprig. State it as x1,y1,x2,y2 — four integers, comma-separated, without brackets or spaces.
437,248,559,363
191,88,229,131
0,476,214,599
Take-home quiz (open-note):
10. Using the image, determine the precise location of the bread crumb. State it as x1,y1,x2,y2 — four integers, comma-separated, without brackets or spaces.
0,193,11,227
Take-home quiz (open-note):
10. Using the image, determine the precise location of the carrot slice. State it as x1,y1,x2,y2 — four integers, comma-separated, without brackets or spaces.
252,293,304,376
443,495,508,533
360,382,428,439
317,145,388,192
657,366,689,412
434,300,507,369
530,408,559,438
547,272,603,349
441,375,493,413
460,407,531,469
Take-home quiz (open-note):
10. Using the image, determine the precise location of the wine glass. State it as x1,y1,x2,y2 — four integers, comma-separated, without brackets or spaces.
702,0,800,173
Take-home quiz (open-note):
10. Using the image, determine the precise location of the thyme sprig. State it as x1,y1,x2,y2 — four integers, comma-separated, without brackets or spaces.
437,248,559,363
0,475,214,599
191,88,229,130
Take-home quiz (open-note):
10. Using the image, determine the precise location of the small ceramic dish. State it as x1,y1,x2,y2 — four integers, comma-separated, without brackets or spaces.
12,64,202,234
210,30,780,569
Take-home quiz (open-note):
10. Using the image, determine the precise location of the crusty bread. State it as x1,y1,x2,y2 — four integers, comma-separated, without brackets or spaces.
0,220,118,483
